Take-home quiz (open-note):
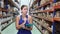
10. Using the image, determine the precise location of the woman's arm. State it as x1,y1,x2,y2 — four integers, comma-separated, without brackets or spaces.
25,16,33,30
15,16,25,30
15,16,21,30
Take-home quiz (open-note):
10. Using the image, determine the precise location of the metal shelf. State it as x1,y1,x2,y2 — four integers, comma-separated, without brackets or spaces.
0,16,13,24
54,17,60,21
33,17,52,32
31,15,53,22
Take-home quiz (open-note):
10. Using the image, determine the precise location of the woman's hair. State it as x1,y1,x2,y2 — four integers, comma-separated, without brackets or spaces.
21,5,27,10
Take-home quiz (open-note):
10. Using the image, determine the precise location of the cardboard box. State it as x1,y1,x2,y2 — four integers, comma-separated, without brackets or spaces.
55,11,60,17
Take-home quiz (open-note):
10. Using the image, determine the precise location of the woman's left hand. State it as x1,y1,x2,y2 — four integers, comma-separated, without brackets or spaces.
25,26,32,30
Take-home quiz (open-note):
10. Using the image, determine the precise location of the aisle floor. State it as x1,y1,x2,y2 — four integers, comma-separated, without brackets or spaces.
1,22,41,34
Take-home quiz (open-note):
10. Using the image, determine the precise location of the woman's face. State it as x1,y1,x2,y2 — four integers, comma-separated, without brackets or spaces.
22,7,28,15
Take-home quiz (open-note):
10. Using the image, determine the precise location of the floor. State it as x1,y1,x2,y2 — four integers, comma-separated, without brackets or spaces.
1,22,41,34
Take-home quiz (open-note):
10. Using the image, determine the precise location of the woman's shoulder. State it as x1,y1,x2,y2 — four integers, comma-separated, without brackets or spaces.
16,15,20,19
28,15,32,19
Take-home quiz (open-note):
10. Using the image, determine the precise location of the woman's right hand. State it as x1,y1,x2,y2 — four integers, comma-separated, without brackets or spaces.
24,17,27,23
21,17,27,28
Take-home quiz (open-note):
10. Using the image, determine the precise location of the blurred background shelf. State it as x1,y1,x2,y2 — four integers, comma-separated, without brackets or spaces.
31,9,54,14
0,0,60,34
29,0,60,34
33,18,52,32
0,0,20,32
54,17,60,21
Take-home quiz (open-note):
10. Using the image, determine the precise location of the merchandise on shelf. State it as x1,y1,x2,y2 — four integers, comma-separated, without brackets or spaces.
39,25,42,30
39,19,43,25
55,22,60,34
33,3,38,8
5,22,8,26
0,11,2,17
40,0,45,5
15,0,20,3
50,13,53,18
47,12,53,18
43,13,46,18
55,11,60,17
2,12,6,16
45,6,50,10
0,0,4,8
4,5,8,10
40,7,44,10
44,30,49,34
40,0,49,5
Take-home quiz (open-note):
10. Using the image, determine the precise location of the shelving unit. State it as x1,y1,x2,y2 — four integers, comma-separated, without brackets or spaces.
0,0,20,33
29,0,60,34
53,0,60,34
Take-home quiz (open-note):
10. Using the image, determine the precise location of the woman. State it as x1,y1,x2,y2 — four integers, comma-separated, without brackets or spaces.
16,5,33,34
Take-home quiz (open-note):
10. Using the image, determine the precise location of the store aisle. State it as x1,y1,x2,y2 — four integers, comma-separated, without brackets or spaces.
1,22,41,34
1,22,18,34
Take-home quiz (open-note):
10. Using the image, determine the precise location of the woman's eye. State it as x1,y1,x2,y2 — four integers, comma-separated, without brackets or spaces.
24,9,27,10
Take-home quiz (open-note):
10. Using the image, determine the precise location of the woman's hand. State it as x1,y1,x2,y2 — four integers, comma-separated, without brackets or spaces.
24,17,27,23
25,26,32,30
21,17,27,29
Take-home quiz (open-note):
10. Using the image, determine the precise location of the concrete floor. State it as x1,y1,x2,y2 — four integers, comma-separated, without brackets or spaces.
1,22,41,34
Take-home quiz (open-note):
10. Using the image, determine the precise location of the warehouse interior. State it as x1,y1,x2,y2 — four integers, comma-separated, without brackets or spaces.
0,0,60,34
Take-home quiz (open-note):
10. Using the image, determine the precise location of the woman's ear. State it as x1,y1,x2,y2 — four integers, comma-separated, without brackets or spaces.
21,11,22,13
21,10,23,13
